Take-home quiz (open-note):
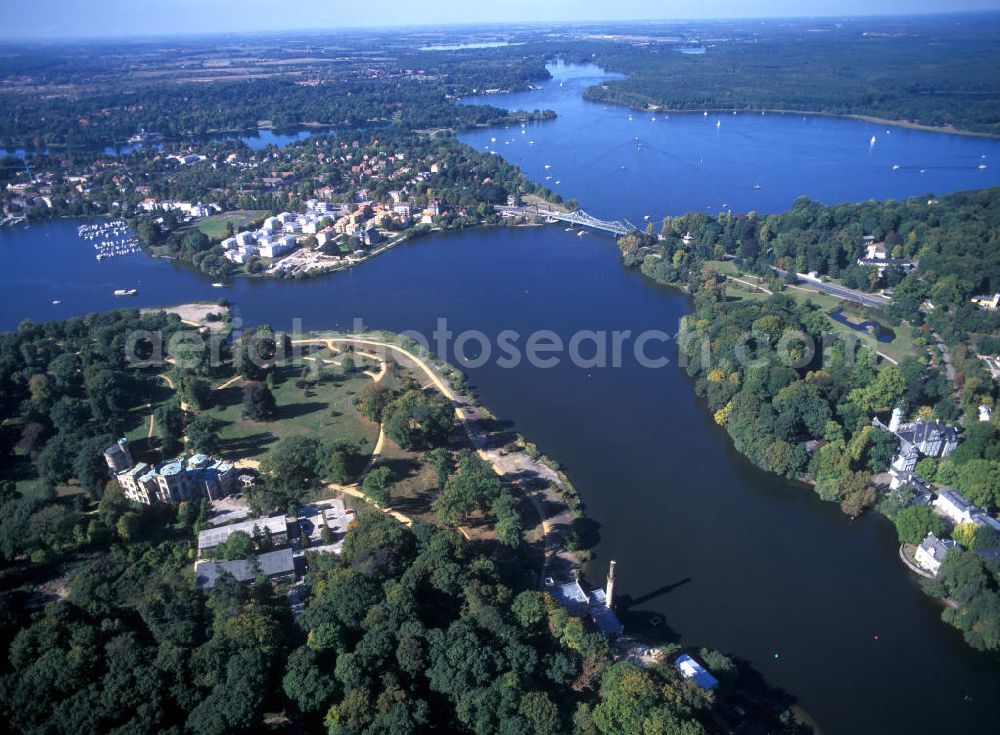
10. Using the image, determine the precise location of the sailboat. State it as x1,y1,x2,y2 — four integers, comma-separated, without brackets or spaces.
716,120,721,129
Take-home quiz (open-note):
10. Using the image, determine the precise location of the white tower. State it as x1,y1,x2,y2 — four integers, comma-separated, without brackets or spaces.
889,407,904,433
605,560,617,609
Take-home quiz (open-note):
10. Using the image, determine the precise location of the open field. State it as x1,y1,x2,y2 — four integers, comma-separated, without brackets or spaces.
200,364,379,462
193,210,270,241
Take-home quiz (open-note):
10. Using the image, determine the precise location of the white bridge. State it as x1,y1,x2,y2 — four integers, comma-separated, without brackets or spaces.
497,205,637,236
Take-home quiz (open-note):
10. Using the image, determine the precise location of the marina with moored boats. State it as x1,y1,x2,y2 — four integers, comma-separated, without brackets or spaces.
78,220,143,260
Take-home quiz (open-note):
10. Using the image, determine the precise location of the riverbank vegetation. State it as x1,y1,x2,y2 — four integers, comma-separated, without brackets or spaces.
0,312,811,733
618,187,1000,650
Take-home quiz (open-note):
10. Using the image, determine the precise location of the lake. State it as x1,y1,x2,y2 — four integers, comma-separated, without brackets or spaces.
2,63,1000,735
459,61,998,221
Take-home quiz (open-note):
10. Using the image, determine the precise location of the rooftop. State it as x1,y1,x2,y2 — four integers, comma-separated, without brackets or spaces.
675,654,719,690
936,488,975,513
918,533,957,564
119,461,149,478
551,580,589,608
193,548,295,591
587,589,624,636
159,458,184,476
197,514,289,550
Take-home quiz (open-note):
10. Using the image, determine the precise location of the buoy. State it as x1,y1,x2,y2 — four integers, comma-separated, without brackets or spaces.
773,653,780,659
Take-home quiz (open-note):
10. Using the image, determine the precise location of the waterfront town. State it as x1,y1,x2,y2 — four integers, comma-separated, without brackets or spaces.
2,9,1000,735
3,128,560,279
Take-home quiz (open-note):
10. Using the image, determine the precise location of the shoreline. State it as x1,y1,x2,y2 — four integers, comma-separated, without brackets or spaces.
580,89,1000,139
291,329,585,587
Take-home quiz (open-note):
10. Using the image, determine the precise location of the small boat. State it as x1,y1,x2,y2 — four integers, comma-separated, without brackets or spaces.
716,120,721,129
211,282,224,288
892,164,900,171
490,137,496,143
544,164,551,169
113,288,137,296
753,180,762,190
703,111,708,116
577,230,586,236
51,299,62,305
870,135,876,146
565,227,574,232
979,163,988,170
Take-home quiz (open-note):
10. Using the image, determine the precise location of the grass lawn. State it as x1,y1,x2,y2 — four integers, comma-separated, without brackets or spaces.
374,436,440,524
706,263,922,366
194,210,270,241
703,259,740,276
198,364,379,462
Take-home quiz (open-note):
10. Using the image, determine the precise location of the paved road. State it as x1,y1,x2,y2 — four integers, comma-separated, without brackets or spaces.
933,331,965,423
770,266,890,308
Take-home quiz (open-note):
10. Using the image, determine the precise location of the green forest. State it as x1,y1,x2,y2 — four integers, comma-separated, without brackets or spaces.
558,17,1000,135
616,188,1000,650
0,42,553,151
0,312,809,733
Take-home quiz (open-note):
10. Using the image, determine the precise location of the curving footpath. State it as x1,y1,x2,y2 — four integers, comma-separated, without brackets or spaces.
293,335,579,583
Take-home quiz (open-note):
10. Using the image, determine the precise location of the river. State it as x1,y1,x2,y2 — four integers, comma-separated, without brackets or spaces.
2,63,999,735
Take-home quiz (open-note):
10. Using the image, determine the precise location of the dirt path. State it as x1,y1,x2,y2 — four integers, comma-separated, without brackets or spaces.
214,375,243,391
294,335,579,584
727,274,773,295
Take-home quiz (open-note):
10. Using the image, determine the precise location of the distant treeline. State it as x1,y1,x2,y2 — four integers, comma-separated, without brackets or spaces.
548,17,1000,135
0,46,553,150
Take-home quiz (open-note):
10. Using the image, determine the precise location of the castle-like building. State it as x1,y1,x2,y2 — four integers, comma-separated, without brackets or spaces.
873,407,960,489
104,439,237,505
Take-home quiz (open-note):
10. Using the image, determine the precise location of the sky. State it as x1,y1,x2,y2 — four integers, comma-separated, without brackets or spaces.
4,0,996,39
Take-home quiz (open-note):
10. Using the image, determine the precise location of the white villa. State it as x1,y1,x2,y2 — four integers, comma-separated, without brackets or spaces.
914,533,958,576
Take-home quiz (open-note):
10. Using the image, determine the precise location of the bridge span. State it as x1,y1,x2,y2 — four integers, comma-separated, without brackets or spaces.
497,205,637,236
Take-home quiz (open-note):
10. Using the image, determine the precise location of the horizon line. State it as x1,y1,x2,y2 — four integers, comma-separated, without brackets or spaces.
3,9,999,44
